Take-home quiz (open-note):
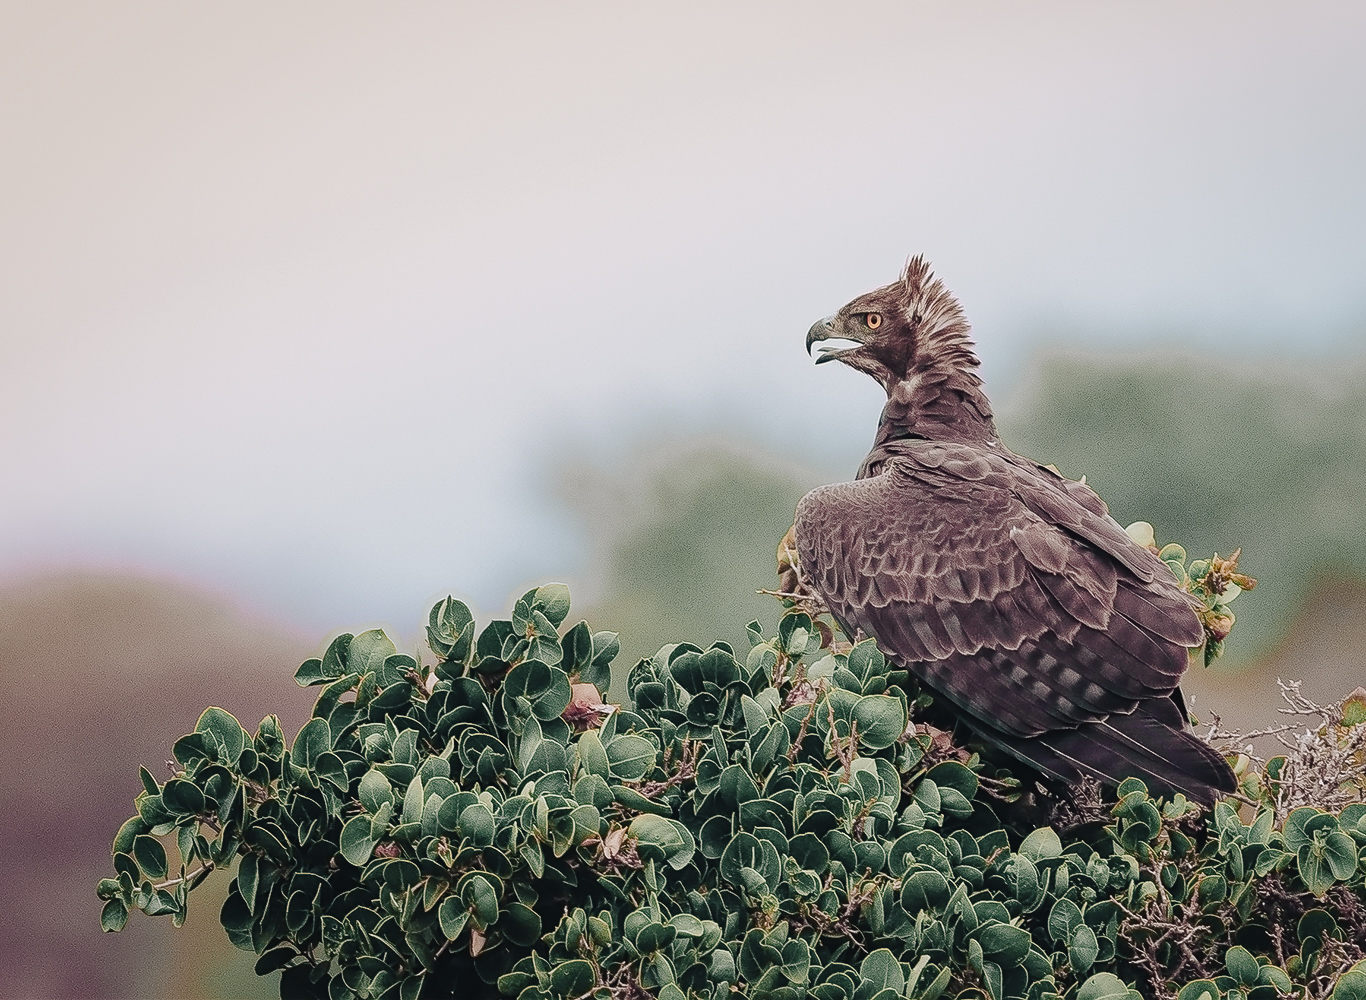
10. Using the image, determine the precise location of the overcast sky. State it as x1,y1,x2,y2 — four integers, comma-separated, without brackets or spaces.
2,2,1363,633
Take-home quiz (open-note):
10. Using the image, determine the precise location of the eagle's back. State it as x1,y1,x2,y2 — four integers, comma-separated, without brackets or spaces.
796,441,1235,803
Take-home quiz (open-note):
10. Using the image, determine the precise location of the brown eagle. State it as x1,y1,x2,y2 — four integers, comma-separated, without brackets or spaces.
797,257,1236,805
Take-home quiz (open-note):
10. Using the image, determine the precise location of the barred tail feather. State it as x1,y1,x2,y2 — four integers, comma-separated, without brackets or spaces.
974,697,1237,806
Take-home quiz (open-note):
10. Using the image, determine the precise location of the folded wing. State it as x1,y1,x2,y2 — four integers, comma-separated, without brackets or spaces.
795,442,1233,803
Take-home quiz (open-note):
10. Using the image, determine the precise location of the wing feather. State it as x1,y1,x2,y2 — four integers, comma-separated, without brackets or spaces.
979,698,1236,805
795,442,1206,740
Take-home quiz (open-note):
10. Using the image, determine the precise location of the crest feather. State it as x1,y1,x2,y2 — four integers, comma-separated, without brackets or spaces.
899,256,978,373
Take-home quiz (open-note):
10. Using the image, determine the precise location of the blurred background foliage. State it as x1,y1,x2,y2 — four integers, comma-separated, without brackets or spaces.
1004,352,1366,660
4,348,1365,999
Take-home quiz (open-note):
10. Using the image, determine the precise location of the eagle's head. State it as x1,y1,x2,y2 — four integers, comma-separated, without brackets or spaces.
806,256,978,392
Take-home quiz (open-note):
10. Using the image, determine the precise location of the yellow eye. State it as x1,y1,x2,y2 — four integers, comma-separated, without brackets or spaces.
865,313,882,330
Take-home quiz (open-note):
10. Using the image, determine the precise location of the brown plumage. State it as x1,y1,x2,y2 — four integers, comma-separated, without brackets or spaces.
797,258,1235,805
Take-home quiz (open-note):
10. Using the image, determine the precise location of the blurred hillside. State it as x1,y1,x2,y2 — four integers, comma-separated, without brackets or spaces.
0,574,315,999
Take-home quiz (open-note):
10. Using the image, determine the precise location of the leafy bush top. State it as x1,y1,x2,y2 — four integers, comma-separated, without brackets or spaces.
99,575,1366,1000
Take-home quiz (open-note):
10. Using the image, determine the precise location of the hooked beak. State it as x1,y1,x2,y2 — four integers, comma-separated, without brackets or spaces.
806,315,864,364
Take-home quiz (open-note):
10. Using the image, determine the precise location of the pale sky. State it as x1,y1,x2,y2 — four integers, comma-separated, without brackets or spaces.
2,2,1363,632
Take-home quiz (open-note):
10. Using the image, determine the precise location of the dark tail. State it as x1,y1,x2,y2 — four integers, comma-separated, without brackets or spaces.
976,694,1236,806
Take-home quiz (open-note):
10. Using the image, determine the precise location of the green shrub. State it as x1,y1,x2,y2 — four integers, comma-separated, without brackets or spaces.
98,564,1366,1000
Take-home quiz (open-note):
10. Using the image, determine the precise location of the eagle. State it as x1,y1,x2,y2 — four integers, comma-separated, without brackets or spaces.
797,257,1236,805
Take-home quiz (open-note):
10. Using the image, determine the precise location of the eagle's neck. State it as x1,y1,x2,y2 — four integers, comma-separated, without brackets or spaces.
857,369,999,478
